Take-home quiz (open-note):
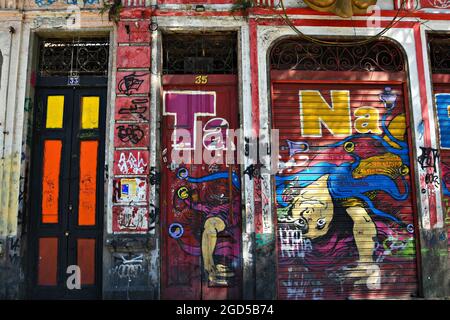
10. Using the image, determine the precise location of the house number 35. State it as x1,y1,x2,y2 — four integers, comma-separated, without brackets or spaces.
195,75,208,84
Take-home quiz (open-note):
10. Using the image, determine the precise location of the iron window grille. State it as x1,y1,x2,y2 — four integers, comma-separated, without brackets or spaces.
270,38,405,72
38,38,110,77
162,34,238,75
429,35,450,74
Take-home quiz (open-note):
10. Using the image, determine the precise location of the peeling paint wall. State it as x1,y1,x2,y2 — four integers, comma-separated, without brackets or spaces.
104,6,158,299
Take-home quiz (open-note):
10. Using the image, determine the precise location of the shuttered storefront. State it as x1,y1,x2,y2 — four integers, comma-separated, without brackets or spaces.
429,34,450,266
270,40,420,300
434,82,450,259
432,80,450,262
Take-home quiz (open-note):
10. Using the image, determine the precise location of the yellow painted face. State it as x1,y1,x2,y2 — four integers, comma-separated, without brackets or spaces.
289,175,334,239
304,0,378,18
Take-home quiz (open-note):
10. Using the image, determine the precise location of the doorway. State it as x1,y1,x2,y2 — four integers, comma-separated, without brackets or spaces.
27,38,109,299
160,33,243,300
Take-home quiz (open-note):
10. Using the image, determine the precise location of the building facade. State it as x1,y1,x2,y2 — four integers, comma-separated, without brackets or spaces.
0,0,449,300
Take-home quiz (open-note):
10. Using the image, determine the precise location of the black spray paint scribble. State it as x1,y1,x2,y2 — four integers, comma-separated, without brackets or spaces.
118,98,149,121
417,147,440,171
418,147,441,188
118,73,147,95
117,124,144,145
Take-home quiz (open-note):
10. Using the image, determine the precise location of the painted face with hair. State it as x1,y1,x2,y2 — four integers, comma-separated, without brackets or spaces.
304,0,377,18
289,175,335,239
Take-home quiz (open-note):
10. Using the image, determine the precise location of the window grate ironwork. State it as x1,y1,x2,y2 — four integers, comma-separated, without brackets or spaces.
162,34,238,75
270,38,405,72
38,38,110,77
429,35,450,74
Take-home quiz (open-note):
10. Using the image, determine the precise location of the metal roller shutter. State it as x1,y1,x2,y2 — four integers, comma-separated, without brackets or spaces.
272,81,419,300
433,82,450,265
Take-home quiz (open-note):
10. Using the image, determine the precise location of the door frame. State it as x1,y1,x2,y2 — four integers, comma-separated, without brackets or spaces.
26,75,108,299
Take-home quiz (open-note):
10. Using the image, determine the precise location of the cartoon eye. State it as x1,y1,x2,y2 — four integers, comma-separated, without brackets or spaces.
317,218,326,230
295,219,306,228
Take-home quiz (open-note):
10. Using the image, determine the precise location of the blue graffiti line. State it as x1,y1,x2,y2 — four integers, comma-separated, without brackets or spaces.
276,161,407,224
276,106,410,225
322,108,409,166
186,171,241,190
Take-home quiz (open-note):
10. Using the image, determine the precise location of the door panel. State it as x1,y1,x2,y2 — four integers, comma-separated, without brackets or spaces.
161,75,242,300
29,87,106,299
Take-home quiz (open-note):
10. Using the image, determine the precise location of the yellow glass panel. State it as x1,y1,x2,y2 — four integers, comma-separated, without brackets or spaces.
46,96,64,129
81,97,100,129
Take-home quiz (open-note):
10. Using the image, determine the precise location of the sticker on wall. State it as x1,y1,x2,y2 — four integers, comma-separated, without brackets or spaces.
113,178,148,204
114,150,149,175
112,206,149,233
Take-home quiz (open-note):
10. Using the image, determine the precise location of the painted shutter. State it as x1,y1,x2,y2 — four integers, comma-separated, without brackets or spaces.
433,83,450,264
272,81,419,300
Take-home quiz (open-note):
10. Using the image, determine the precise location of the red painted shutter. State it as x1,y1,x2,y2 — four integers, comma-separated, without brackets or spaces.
433,82,450,264
272,81,419,299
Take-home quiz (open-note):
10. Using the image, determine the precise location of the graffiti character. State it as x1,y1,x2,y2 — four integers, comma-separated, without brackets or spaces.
171,170,241,285
277,105,412,283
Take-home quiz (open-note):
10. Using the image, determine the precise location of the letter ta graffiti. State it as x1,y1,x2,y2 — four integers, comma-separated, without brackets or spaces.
163,91,216,150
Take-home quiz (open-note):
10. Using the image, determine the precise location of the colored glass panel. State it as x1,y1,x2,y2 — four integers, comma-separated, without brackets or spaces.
38,237,58,286
42,140,62,223
79,140,98,226
77,239,96,285
81,97,100,129
46,96,64,129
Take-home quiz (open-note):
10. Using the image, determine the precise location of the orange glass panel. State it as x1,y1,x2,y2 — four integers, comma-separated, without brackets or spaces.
42,140,62,223
77,238,96,285
38,237,58,286
79,140,98,226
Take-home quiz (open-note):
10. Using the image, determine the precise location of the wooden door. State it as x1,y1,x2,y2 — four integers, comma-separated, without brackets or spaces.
29,87,106,299
160,75,242,300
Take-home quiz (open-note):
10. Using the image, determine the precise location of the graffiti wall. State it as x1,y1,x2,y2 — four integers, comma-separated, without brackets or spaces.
272,83,418,299
112,25,153,234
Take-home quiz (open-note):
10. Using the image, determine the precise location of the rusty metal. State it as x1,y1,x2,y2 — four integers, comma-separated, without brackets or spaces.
162,34,237,75
429,35,450,74
39,38,109,77
270,39,405,72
